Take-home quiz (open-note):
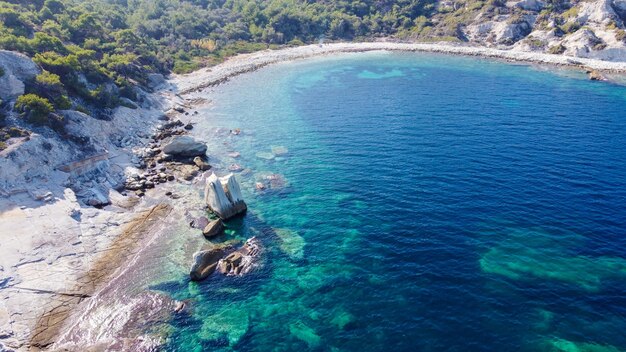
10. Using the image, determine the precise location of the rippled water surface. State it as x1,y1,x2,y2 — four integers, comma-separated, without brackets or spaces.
159,52,626,351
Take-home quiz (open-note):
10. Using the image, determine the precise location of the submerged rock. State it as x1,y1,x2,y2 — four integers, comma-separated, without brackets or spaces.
190,216,210,230
202,219,224,238
289,321,321,348
162,136,207,157
189,248,228,281
228,163,243,172
275,228,305,260
255,151,275,160
199,304,250,347
271,145,289,156
204,173,247,220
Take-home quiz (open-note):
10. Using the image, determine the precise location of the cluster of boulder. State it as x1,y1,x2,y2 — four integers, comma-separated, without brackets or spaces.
189,172,258,281
124,116,210,196
190,237,261,281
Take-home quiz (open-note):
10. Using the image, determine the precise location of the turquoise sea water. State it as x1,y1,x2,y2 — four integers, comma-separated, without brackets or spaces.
159,52,626,351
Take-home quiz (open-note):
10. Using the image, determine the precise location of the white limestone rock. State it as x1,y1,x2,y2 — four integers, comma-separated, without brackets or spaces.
204,173,247,220
578,0,621,25
493,16,535,45
0,50,40,102
515,0,545,12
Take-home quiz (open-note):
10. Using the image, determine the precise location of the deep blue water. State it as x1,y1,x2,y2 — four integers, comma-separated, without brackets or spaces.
161,52,626,351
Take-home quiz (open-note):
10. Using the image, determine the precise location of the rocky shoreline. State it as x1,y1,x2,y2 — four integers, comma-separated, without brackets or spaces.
2,40,625,351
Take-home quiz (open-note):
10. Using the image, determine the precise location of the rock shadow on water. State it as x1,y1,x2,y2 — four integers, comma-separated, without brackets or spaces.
479,228,626,292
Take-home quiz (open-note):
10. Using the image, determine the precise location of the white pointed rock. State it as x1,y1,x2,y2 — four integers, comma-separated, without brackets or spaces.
204,173,247,220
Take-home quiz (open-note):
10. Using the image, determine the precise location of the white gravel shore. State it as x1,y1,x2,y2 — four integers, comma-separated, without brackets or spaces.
172,41,626,94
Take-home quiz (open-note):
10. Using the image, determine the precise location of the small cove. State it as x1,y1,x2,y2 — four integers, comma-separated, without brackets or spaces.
154,51,626,351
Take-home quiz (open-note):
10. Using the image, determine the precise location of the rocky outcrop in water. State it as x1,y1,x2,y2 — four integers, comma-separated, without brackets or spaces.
204,173,247,220
202,219,224,238
217,237,261,276
189,248,228,281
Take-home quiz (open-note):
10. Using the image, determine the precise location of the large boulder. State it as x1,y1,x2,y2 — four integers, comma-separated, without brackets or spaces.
204,173,247,220
578,0,621,25
494,17,534,45
515,0,545,12
162,136,207,157
0,50,40,101
189,248,228,281
146,73,166,90
203,219,224,238
562,28,604,57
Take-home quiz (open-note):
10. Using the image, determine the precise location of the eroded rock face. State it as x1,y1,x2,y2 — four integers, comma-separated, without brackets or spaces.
162,136,207,157
189,248,228,281
494,18,533,45
0,51,40,81
0,51,40,102
515,0,545,12
204,173,247,220
562,28,605,57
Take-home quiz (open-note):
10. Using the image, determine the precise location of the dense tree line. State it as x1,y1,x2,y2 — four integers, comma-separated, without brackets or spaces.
0,0,438,134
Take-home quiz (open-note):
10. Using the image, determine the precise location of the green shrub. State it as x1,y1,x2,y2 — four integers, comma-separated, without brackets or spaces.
173,60,200,74
14,94,54,125
527,38,545,49
548,43,566,54
616,29,626,42
560,21,580,34
6,127,29,138
33,70,71,109
561,6,579,19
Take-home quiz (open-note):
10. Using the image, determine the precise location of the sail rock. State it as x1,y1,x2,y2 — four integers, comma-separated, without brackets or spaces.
204,173,247,220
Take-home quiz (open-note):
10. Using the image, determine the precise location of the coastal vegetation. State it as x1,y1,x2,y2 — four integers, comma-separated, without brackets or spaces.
0,0,439,137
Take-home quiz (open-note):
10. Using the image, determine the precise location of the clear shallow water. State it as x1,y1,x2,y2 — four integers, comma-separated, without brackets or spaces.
158,52,626,351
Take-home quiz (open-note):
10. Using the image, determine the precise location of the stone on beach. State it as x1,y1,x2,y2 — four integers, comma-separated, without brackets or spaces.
189,248,228,281
193,156,211,170
162,136,207,157
204,173,247,220
202,219,224,238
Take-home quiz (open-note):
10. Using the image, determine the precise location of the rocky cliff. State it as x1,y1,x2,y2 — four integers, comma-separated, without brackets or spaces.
429,0,626,61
